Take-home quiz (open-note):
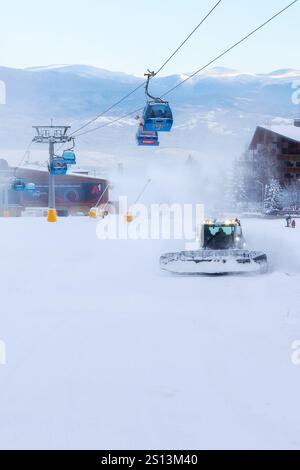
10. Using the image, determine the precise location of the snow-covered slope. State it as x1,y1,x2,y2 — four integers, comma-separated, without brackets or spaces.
0,215,300,450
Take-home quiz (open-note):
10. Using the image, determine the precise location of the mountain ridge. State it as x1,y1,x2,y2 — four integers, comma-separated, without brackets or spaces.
0,64,299,159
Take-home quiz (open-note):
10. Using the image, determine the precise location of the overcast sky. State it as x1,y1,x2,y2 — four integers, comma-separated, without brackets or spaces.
0,0,298,75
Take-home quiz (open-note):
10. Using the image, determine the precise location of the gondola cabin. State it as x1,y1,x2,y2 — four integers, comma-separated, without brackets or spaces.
50,158,68,176
143,101,173,132
25,183,36,193
136,127,159,146
12,179,26,192
63,151,77,165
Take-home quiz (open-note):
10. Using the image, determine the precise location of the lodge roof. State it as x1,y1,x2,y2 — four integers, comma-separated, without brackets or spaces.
249,124,300,149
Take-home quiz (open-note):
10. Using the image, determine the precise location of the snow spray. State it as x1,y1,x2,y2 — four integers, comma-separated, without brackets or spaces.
0,340,6,366
0,80,6,105
291,340,300,366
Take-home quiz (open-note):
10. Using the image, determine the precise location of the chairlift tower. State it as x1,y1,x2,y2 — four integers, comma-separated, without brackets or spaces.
32,125,71,222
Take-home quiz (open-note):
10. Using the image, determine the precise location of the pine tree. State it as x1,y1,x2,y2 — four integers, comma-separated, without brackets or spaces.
264,179,282,212
223,160,249,211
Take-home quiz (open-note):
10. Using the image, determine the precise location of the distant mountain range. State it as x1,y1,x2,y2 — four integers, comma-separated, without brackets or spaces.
0,64,299,166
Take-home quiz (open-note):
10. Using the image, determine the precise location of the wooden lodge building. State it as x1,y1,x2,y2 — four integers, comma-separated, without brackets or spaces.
248,119,300,186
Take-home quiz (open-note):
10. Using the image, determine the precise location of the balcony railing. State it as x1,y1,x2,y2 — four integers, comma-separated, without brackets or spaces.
284,167,300,173
278,154,300,161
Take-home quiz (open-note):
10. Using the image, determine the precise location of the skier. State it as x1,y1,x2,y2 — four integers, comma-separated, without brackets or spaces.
286,215,292,227
292,219,296,229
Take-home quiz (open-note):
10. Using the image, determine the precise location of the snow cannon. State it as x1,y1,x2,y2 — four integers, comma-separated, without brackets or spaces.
160,219,268,275
89,208,98,219
125,213,134,223
47,209,57,223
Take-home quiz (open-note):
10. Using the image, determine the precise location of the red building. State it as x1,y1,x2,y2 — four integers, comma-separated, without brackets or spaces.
1,161,109,216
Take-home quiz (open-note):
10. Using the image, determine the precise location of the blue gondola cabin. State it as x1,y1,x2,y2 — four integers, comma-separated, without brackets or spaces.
63,151,77,165
50,158,68,176
12,179,26,192
136,126,159,146
143,101,173,132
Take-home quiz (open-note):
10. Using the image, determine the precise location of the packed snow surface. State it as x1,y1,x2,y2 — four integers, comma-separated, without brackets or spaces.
0,217,300,450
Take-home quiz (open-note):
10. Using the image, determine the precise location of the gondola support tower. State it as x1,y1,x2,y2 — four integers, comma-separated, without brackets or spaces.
32,125,71,222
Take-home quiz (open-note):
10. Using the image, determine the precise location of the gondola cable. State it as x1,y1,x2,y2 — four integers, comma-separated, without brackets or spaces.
17,139,34,168
154,0,222,77
74,0,298,138
161,0,299,99
69,0,223,139
68,82,146,138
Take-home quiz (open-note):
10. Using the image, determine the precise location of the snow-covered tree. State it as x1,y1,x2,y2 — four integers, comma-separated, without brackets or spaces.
280,181,300,210
264,179,282,212
231,159,249,208
223,167,236,211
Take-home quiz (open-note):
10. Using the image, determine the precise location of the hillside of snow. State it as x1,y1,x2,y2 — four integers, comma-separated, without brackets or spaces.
0,214,300,450
0,65,299,166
